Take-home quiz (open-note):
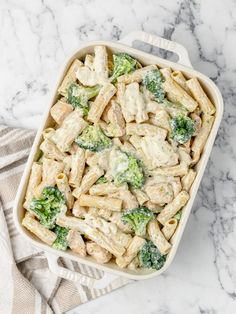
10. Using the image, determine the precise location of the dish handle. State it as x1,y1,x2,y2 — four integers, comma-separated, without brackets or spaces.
46,253,120,289
119,31,192,68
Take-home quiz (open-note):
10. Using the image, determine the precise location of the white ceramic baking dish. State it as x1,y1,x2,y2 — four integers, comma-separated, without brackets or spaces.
13,31,224,289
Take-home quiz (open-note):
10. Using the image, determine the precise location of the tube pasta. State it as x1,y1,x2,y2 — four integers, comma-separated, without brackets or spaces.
87,83,117,123
72,166,104,198
89,183,119,195
117,65,157,84
131,189,149,206
63,155,72,177
22,212,57,245
161,218,178,240
147,220,171,255
181,169,196,191
42,128,55,140
116,236,145,268
51,109,88,152
191,114,214,163
72,199,87,218
171,71,191,93
157,191,189,225
40,139,67,161
162,77,198,112
23,163,42,209
56,173,74,209
160,67,172,79
126,123,167,138
69,147,85,187
78,194,122,211
58,59,83,96
34,158,64,197
186,77,215,115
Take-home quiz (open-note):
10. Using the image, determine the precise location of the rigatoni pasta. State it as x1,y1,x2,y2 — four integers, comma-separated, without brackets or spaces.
22,45,216,272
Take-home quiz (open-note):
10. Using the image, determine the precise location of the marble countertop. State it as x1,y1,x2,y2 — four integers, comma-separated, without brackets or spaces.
1,0,236,313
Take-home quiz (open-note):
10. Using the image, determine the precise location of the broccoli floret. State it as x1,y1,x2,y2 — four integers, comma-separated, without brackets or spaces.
52,225,69,251
143,69,165,103
110,53,138,82
139,240,166,270
174,210,182,221
112,150,145,189
170,114,195,144
67,83,101,115
75,125,112,152
29,187,65,229
122,207,154,236
96,176,108,184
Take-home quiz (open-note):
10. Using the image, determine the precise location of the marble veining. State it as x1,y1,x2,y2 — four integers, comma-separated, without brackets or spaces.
1,0,236,313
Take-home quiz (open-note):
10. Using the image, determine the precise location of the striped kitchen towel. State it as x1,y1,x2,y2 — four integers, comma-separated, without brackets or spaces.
0,125,131,314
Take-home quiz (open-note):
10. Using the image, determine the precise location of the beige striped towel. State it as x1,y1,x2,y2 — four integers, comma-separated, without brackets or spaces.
0,125,131,314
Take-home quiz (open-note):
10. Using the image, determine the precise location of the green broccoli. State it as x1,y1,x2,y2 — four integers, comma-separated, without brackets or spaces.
112,150,145,189
143,69,165,103
29,187,65,229
110,53,138,82
170,114,195,144
122,207,154,236
96,176,108,184
174,210,182,221
67,83,101,115
52,225,69,251
75,125,112,152
139,240,166,270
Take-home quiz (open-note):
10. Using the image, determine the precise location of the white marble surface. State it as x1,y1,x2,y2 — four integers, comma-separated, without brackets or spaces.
1,0,236,313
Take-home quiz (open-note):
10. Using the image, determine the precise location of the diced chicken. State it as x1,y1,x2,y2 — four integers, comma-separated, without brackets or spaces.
145,183,174,204
86,242,112,263
67,230,86,257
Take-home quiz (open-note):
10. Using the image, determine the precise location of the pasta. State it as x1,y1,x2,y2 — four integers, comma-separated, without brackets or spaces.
161,218,178,241
55,173,74,209
78,194,122,212
157,191,189,225
22,212,57,245
147,220,171,255
87,83,117,123
22,45,216,272
23,163,42,209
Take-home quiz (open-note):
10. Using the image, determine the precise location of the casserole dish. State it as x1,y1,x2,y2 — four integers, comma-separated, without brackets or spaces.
13,31,224,288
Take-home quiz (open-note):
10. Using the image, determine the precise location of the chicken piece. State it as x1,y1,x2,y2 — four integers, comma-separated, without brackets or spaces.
67,230,86,257
145,183,174,204
86,241,112,263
